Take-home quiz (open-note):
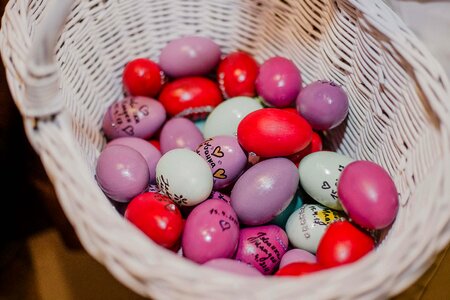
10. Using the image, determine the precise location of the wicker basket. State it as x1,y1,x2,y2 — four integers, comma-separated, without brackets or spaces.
1,0,450,299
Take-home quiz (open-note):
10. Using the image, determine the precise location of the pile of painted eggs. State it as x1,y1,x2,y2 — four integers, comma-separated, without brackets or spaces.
96,35,399,277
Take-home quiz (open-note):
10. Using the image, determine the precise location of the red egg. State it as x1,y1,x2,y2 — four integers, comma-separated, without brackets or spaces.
217,51,259,98
316,221,375,268
275,262,326,277
123,58,164,97
158,77,222,120
148,140,161,151
237,108,312,157
125,192,183,249
287,131,323,166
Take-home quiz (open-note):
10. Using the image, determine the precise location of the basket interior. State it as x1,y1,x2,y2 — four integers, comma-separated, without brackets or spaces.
20,0,448,297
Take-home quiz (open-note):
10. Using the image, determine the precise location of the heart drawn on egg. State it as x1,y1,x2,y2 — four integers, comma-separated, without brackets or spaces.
219,220,231,231
321,181,331,190
213,168,227,179
212,146,225,158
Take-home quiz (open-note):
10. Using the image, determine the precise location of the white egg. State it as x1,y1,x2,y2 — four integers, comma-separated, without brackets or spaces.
285,204,345,253
156,149,213,206
203,96,263,138
298,151,354,210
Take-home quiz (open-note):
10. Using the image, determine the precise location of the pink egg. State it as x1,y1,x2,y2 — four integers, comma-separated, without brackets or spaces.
107,137,161,183
235,225,288,275
160,117,204,154
102,96,166,140
279,249,317,268
182,199,239,263
96,145,149,202
203,258,263,277
338,160,399,229
208,191,232,205
255,57,302,107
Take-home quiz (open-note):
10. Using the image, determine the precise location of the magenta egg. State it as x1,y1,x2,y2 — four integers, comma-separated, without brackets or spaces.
160,117,204,154
107,137,161,183
255,57,302,107
196,136,247,190
337,160,399,229
95,145,149,202
182,199,239,264
203,258,263,277
279,249,317,268
235,225,288,275
231,158,299,225
159,36,221,78
102,96,166,140
296,80,349,130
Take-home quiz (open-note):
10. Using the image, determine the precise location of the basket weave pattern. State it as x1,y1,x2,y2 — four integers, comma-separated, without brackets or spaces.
1,0,450,299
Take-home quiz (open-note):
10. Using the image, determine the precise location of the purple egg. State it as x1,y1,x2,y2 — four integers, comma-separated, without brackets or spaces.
231,158,299,226
107,137,162,183
296,80,349,130
235,225,288,275
338,160,399,229
203,258,263,277
196,136,247,190
95,145,149,202
279,249,317,268
160,117,204,154
208,190,232,205
256,57,302,107
182,199,239,264
102,96,166,140
159,36,221,78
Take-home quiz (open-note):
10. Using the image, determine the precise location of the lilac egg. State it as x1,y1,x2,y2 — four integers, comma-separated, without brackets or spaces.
338,160,399,229
296,80,349,130
196,136,247,189
231,158,299,226
256,57,302,107
95,145,149,202
279,249,317,268
102,96,166,140
203,258,263,277
182,199,239,264
208,190,232,205
159,36,221,78
107,137,162,183
235,225,288,275
160,117,204,154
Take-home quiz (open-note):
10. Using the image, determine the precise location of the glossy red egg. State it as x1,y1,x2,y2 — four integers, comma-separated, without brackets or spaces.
316,221,375,267
123,58,164,97
237,108,312,157
125,192,183,249
287,131,323,166
158,77,222,119
217,51,259,98
275,262,326,277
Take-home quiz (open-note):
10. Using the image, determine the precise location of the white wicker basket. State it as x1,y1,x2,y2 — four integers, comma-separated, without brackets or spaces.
1,0,450,299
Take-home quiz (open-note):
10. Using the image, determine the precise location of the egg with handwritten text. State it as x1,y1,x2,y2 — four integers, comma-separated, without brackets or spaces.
285,204,345,253
231,158,299,225
196,136,247,189
299,151,354,210
156,149,213,206
235,225,288,275
102,96,166,140
182,199,239,264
